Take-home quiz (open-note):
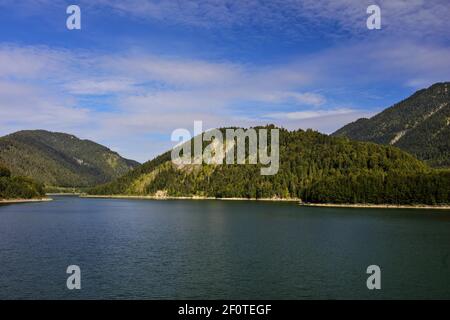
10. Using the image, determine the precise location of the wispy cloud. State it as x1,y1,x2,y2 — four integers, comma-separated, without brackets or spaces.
266,108,356,121
65,79,138,95
88,0,450,40
0,44,325,160
0,81,90,132
262,107,377,133
4,0,447,41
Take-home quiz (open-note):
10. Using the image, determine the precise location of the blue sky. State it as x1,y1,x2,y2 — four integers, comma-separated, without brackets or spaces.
0,0,449,162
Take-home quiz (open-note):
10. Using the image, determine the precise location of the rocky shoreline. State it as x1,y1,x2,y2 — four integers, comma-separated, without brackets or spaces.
0,198,53,204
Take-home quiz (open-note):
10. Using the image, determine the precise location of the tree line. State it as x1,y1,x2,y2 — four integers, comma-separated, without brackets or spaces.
0,164,45,200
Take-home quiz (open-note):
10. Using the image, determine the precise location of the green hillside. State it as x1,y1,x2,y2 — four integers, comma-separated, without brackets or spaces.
0,130,140,188
333,82,450,167
89,127,450,205
0,164,45,200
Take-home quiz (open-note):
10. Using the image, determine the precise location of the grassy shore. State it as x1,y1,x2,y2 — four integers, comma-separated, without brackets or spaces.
0,198,53,204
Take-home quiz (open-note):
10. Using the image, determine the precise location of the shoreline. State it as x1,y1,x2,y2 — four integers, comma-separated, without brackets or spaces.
3,194,448,210
300,203,450,210
46,193,81,196
81,194,300,202
81,194,450,209
80,194,450,209
0,198,53,204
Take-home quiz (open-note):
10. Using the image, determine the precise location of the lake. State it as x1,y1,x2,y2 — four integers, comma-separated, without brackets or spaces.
0,196,449,299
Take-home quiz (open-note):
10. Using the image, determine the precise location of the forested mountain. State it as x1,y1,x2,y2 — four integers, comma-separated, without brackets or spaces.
0,164,45,200
89,127,450,205
333,82,450,167
0,130,139,188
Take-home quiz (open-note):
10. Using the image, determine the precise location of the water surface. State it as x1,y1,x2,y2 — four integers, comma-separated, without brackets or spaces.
0,196,449,299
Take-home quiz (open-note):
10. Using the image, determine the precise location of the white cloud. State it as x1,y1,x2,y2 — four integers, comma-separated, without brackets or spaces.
0,81,91,136
256,92,325,106
0,44,67,79
65,79,138,95
264,108,377,133
106,54,244,88
266,108,356,120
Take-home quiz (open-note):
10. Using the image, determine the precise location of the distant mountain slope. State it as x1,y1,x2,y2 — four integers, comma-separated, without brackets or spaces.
89,127,450,205
333,82,450,167
0,130,139,187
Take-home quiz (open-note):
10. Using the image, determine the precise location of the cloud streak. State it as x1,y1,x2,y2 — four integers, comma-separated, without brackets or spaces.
88,0,450,40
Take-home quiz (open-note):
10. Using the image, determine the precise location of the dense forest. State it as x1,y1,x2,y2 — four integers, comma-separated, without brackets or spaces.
334,82,450,167
0,130,139,188
89,127,450,205
0,164,45,200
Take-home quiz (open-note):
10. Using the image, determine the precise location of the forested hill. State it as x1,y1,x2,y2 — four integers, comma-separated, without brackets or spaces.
0,130,140,188
0,164,45,200
89,127,450,205
333,82,450,167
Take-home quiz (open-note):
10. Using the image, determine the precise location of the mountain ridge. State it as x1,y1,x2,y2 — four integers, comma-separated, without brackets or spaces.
333,82,450,167
0,130,140,187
